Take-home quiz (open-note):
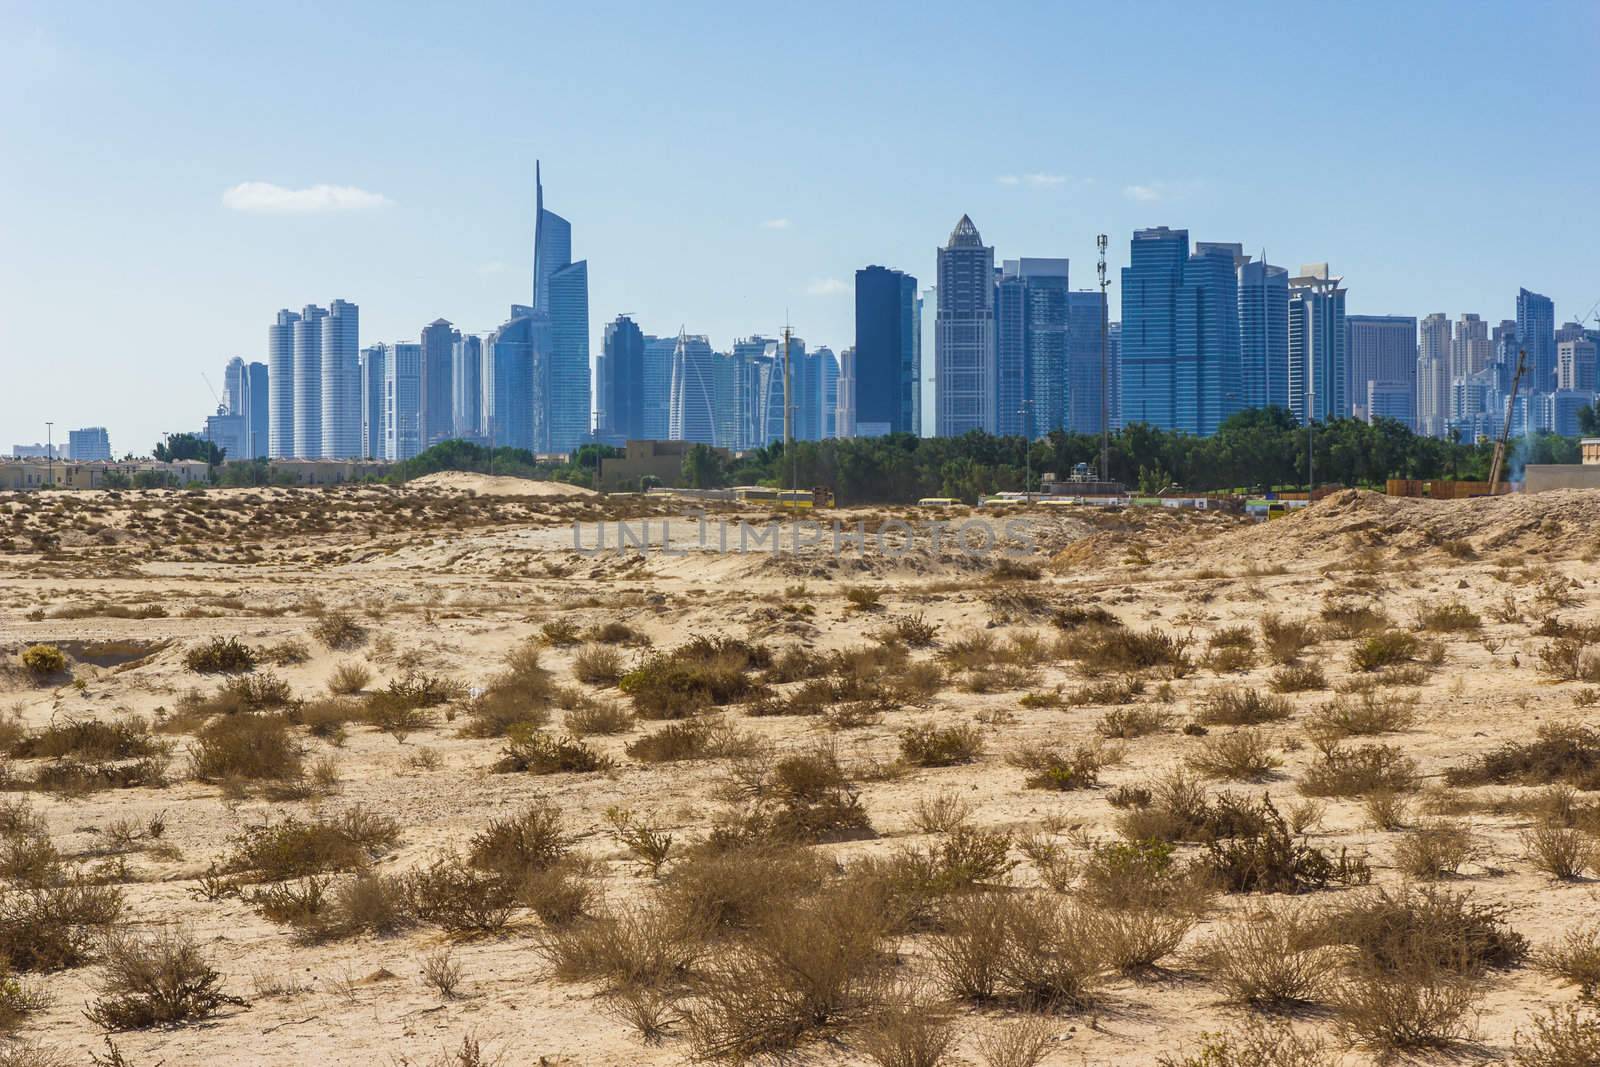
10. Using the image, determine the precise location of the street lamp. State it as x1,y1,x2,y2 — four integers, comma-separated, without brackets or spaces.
44,422,53,489
1019,399,1033,502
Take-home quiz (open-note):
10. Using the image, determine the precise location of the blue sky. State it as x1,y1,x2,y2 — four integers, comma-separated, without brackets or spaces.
3,0,1597,456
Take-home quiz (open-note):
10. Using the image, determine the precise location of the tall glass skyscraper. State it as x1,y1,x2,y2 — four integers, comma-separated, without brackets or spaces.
452,334,482,441
668,331,716,445
245,361,269,459
292,305,328,458
641,336,676,440
1120,227,1188,429
1287,265,1347,425
1177,244,1242,436
419,318,458,450
935,216,996,435
484,306,542,452
384,342,422,461
1066,291,1107,435
268,309,299,459
1517,287,1556,393
1416,312,1452,437
854,265,918,437
1346,315,1416,425
1238,258,1289,412
996,259,1069,438
532,163,590,454
360,344,387,460
597,315,645,445
320,299,360,458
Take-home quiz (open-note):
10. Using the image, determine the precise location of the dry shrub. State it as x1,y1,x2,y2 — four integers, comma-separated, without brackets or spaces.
1080,839,1215,913
1095,705,1172,738
1536,921,1600,997
1057,625,1191,676
1157,1017,1335,1067
1332,951,1482,1053
1198,901,1335,1006
1521,824,1596,880
188,713,303,783
1205,796,1370,893
1363,789,1412,831
10,717,161,761
1197,688,1292,727
458,640,556,738
974,1015,1056,1067
494,726,613,774
538,903,705,990
893,826,1016,896
540,620,581,646
1298,742,1419,796
1259,614,1320,664
403,855,515,933
662,845,828,932
1066,677,1145,708
911,790,972,835
604,985,680,1045
467,802,569,881
1009,742,1118,791
572,644,623,686
619,636,771,719
1319,600,1389,638
310,611,364,650
857,994,955,1067
1444,721,1600,790
19,645,68,680
225,807,400,881
1304,692,1417,740
1513,1004,1600,1067
930,892,1103,1008
717,742,872,845
0,881,122,972
1418,599,1481,632
892,613,938,647
1087,904,1194,975
564,701,633,736
844,585,884,611
326,661,371,696
1349,629,1420,672
420,947,462,998
182,637,256,674
1317,885,1528,975
899,723,984,767
1394,820,1477,879
584,620,645,645
685,883,892,1059
85,928,244,1030
1268,663,1326,693
625,717,753,763
1186,729,1280,781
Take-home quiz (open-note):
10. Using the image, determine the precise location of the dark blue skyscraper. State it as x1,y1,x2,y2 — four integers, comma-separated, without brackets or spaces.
935,216,996,435
245,361,269,459
484,306,542,452
1119,227,1188,429
1288,265,1348,424
1177,244,1242,436
1238,258,1289,411
854,265,918,436
419,319,458,449
997,259,1070,438
360,344,386,460
1066,291,1107,435
452,334,483,441
597,315,646,446
532,163,590,454
1517,287,1556,393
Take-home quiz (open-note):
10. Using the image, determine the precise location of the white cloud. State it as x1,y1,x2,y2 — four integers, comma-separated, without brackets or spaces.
222,182,393,214
1123,183,1163,202
998,173,1069,188
997,175,1021,186
806,278,849,296
761,217,791,230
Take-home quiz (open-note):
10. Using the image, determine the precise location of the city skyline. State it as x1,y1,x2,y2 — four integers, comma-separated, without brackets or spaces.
4,2,1598,453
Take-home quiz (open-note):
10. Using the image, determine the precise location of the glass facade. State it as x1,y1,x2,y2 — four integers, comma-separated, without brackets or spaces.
935,216,996,435
854,266,917,436
1119,227,1188,430
320,299,360,458
1239,259,1289,412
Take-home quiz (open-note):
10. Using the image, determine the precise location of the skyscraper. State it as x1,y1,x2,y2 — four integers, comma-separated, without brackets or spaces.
453,334,483,441
996,258,1070,438
268,309,299,459
836,346,857,438
532,164,591,454
919,287,936,437
1416,313,1452,437
641,336,676,440
1347,315,1417,424
854,265,919,437
1066,291,1107,435
597,315,645,445
1517,288,1556,393
321,299,360,458
293,305,328,458
1238,258,1289,412
816,346,840,440
1177,243,1242,436
1120,226,1188,429
69,427,111,461
935,216,996,436
360,344,387,460
384,342,422,461
668,331,716,445
419,319,458,450
1286,265,1347,425
1107,323,1122,431
484,306,543,452
245,361,268,459
1557,337,1597,392
1448,313,1491,428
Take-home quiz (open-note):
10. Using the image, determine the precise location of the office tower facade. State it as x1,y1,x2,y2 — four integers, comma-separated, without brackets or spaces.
452,335,482,441
1347,315,1417,422
911,293,924,435
1238,258,1289,411
1517,288,1556,393
224,357,247,416
836,346,857,438
268,309,299,459
384,342,422,461
855,265,919,437
1448,313,1491,427
319,299,360,458
793,345,823,442
1286,265,1347,425
418,319,457,450
1416,312,1452,437
919,287,936,437
935,216,996,435
531,164,590,454
484,306,543,452
1557,337,1598,392
1367,381,1415,428
1066,291,1106,434
597,315,645,445
1107,323,1122,430
360,344,387,460
1120,227,1188,429
641,336,675,440
1177,243,1242,436
996,258,1070,438
668,332,716,445
68,427,111,461
245,361,268,459
292,305,328,458
816,346,840,439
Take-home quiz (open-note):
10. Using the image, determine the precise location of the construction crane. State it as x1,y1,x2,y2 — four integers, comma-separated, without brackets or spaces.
1487,347,1528,495
200,372,226,416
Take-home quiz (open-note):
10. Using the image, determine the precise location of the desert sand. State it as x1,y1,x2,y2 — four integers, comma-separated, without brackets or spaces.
1,484,1597,1066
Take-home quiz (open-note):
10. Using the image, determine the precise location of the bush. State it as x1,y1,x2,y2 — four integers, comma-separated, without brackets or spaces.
403,855,516,933
84,928,244,1030
572,644,623,686
1198,902,1335,1006
619,636,770,719
858,995,955,1067
1259,614,1320,664
1268,662,1326,693
10,717,161,761
1521,824,1595,880
493,726,613,774
1350,630,1420,672
19,645,67,679
1536,921,1600,997
899,723,984,767
1079,839,1213,913
844,586,884,611
1299,743,1419,796
1318,885,1528,974
1332,953,1481,1053
310,611,364,650
564,701,633,736
1158,1017,1336,1067
1304,693,1416,740
1087,903,1194,975
1095,705,1172,738
467,802,569,881
0,881,123,971
892,613,938,647
541,620,581,646
225,808,400,881
1197,688,1292,727
1395,821,1477,879
718,743,872,845
1513,1005,1600,1067
1011,742,1116,792
1418,600,1481,633
1320,601,1390,638
1057,625,1191,675
188,714,303,782
930,891,1103,1008
183,637,256,674
1206,796,1370,893
326,661,371,696
1444,722,1600,790
459,640,557,737
1186,730,1280,781
538,902,705,990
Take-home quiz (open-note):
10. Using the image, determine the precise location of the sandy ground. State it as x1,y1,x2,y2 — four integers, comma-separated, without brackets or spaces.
0,485,1597,1065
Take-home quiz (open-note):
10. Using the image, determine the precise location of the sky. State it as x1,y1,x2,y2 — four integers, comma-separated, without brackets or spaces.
2,0,1597,456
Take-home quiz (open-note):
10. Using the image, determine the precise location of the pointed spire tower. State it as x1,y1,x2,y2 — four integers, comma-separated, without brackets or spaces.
532,160,544,309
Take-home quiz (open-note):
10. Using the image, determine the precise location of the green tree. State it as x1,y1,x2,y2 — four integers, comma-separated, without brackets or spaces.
681,443,727,488
154,433,225,465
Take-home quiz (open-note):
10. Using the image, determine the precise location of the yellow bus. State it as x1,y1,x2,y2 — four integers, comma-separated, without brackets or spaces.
730,486,833,509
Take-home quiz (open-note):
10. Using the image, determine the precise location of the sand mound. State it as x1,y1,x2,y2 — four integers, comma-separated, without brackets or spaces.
1204,487,1600,566
406,471,597,497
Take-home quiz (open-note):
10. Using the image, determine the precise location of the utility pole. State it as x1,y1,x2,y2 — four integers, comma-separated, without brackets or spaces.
45,422,53,488
1096,234,1110,480
782,324,794,496
1306,391,1315,496
1019,399,1033,501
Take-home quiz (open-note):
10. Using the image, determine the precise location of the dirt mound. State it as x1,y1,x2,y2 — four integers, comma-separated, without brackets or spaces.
1202,488,1600,566
405,471,597,497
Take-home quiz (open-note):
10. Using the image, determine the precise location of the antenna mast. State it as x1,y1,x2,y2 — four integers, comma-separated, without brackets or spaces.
782,323,794,495
1096,234,1110,480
